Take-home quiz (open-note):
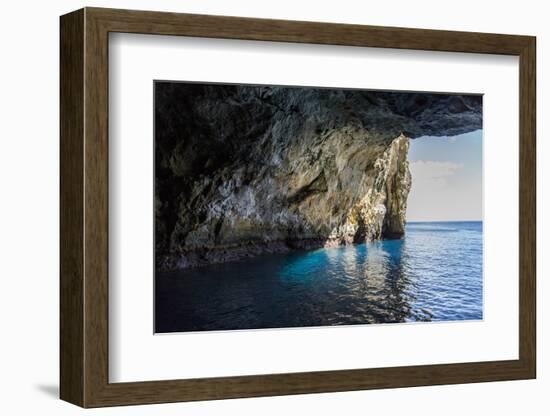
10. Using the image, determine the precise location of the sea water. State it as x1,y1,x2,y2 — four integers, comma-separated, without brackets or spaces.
155,221,483,333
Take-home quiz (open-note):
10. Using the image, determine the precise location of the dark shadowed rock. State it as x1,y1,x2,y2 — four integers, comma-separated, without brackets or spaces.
155,83,482,270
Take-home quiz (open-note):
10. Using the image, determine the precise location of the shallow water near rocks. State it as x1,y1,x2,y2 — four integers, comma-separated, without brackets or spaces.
155,221,483,333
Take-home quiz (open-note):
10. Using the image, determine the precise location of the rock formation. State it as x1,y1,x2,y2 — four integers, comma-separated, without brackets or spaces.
155,83,482,270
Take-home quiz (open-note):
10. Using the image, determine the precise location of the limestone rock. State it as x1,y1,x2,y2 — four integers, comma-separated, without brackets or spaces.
155,84,481,270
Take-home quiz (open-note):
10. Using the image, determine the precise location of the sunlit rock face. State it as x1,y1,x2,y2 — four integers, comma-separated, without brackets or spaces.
324,134,411,246
155,84,482,270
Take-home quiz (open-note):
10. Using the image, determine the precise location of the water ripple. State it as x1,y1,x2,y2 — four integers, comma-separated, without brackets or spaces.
156,221,483,332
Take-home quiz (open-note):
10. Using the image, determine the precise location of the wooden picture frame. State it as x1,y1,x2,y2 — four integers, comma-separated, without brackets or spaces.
60,7,536,408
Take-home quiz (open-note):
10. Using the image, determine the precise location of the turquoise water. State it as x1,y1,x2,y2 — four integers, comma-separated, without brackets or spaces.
155,221,483,333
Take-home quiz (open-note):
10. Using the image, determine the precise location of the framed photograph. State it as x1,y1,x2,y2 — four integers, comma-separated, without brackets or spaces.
60,7,536,408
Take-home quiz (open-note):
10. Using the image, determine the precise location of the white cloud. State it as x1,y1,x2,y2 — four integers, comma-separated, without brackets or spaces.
407,160,480,221
409,160,463,187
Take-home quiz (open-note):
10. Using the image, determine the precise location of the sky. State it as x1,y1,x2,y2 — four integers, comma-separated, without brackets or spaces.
406,130,482,222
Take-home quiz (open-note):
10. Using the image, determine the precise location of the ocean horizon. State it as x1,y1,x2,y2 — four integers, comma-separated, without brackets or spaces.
406,220,482,223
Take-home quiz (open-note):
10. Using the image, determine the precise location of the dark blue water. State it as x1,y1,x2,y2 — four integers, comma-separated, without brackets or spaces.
155,221,483,333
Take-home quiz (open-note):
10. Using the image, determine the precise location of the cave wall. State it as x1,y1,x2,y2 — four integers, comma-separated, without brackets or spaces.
155,83,482,270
